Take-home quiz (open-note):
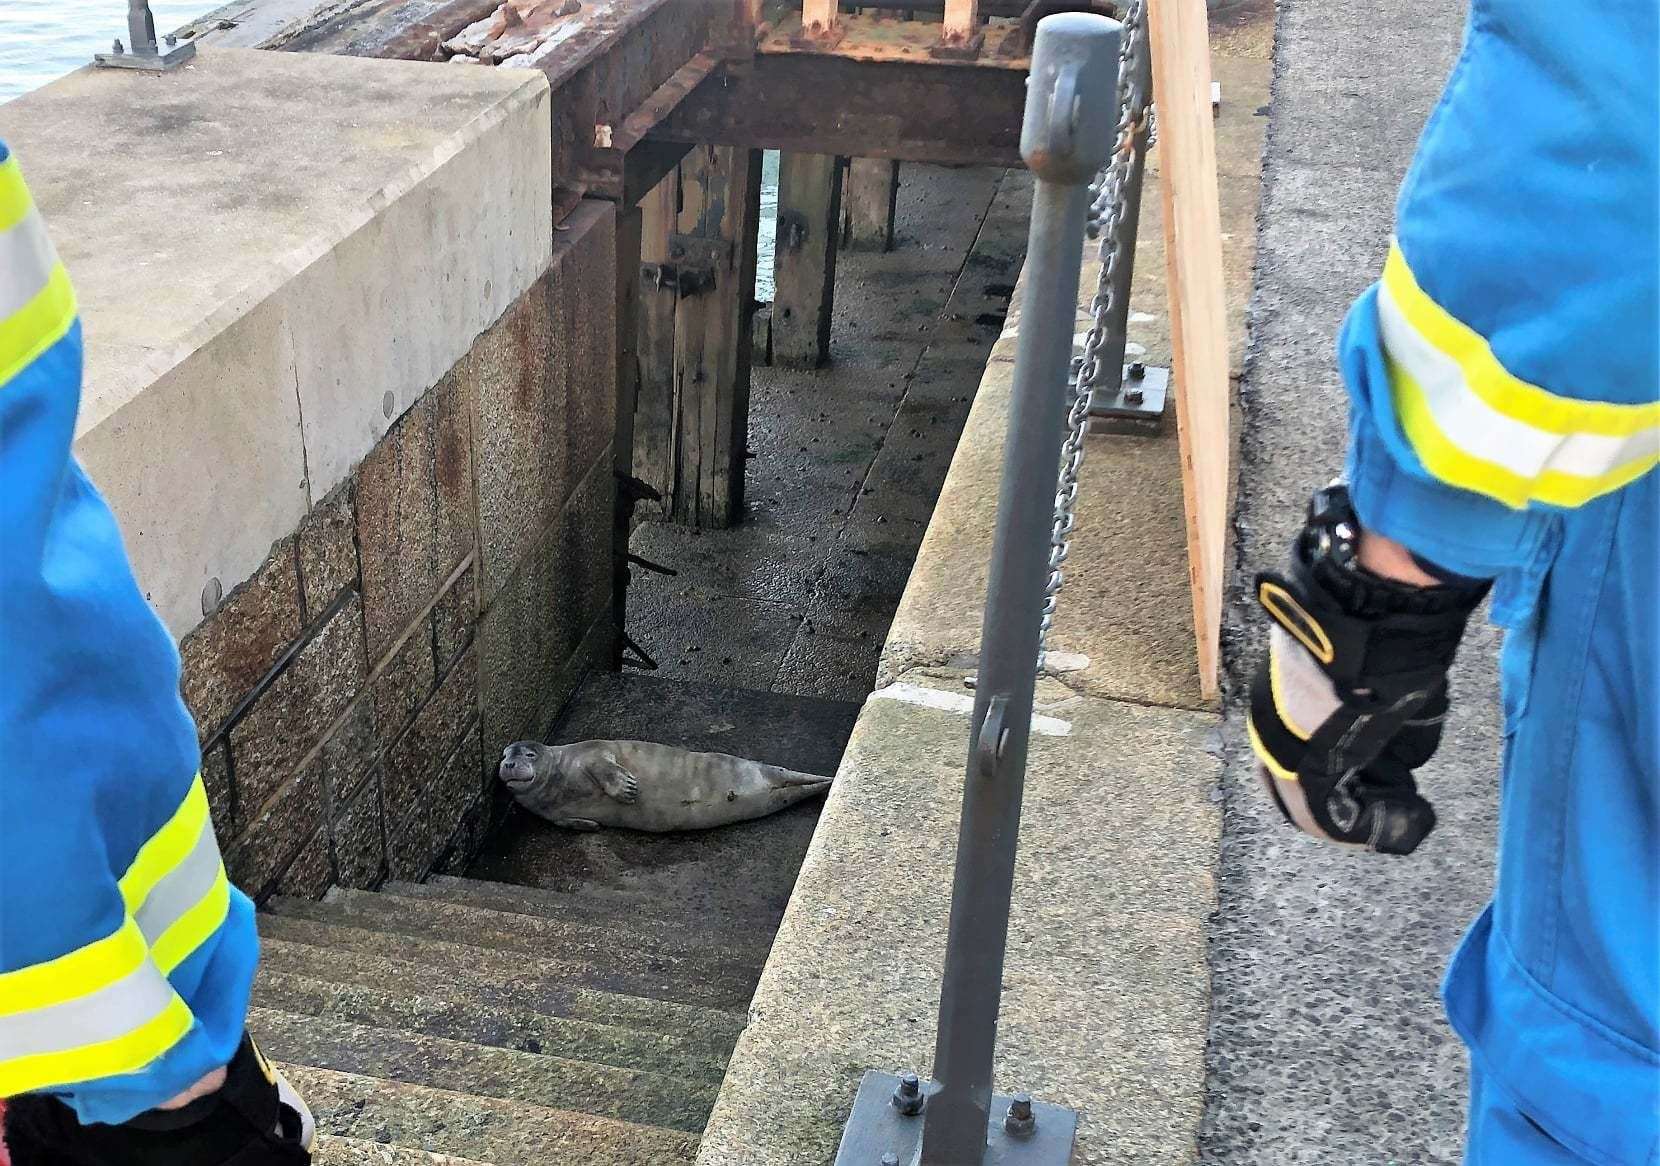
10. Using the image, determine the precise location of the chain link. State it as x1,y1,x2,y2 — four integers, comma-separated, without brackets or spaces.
1036,1,1152,669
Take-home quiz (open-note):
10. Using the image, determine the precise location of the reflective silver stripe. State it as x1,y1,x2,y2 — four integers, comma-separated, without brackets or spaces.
0,958,177,1061
133,814,224,946
0,207,58,320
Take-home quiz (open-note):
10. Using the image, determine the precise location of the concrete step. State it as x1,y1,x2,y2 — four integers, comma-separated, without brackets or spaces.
250,1007,717,1133
342,883,771,966
260,901,756,1012
313,1135,491,1165
389,877,782,952
282,1063,698,1166
254,970,729,1083
255,928,746,1051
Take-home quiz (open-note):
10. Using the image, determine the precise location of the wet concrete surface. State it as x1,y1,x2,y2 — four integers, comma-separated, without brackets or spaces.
627,161,1033,705
472,161,1032,926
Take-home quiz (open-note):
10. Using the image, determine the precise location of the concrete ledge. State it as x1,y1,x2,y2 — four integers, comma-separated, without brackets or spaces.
695,673,1221,1164
4,48,551,637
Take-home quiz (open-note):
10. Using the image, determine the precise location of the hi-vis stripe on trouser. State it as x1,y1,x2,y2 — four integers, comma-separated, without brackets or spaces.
1377,242,1660,509
0,149,78,392
0,776,232,1096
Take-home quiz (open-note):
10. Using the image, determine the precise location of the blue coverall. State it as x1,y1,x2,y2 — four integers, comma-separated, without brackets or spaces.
0,144,260,1123
1336,2,1658,1161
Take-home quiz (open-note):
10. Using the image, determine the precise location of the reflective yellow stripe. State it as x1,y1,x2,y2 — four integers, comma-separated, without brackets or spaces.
0,260,76,391
1391,354,1660,510
120,775,210,915
0,917,150,1016
1379,243,1660,509
150,869,231,975
1247,715,1299,783
0,995,194,1097
0,155,31,234
1383,245,1660,438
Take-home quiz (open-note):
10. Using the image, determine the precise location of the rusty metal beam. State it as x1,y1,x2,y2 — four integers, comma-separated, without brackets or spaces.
580,51,720,203
649,53,1027,168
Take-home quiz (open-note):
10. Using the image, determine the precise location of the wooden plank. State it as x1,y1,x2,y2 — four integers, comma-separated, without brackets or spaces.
772,152,844,368
1148,0,1229,700
649,55,1026,167
632,169,679,517
939,0,981,48
669,146,764,527
842,158,900,251
801,0,840,38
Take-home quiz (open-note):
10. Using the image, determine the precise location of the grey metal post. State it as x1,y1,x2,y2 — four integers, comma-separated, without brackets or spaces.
830,17,1119,1164
1088,40,1153,405
95,0,196,69
917,14,1119,1164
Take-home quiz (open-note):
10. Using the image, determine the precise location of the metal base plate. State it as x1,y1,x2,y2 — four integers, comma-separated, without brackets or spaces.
1087,363,1168,435
833,1071,1078,1166
95,40,197,70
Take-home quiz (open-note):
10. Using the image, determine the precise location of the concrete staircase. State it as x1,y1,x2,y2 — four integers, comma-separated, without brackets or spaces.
252,875,770,1164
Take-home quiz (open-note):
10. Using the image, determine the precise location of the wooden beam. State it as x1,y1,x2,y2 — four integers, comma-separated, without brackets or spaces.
632,169,679,516
669,146,764,527
649,55,1026,167
772,152,844,368
843,158,900,252
936,0,982,56
799,0,843,42
1147,0,1230,701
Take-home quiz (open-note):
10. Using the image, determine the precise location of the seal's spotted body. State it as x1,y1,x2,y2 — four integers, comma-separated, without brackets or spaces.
500,739,833,832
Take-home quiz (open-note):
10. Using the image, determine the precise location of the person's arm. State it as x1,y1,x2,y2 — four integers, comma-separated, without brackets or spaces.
0,142,258,1125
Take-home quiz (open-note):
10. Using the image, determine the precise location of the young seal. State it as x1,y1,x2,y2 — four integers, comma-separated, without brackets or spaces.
499,739,834,832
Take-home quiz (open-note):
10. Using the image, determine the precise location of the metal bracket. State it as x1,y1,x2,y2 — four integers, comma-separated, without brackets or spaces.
1086,362,1168,435
974,695,1010,779
95,0,196,70
833,1071,1079,1166
642,235,728,297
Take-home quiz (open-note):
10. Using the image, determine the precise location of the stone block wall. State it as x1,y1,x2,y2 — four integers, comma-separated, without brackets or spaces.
182,201,619,902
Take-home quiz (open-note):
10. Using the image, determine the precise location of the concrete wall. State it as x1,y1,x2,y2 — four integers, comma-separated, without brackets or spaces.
5,48,618,897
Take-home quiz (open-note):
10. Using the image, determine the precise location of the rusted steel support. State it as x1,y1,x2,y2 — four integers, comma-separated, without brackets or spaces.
843,158,900,251
581,51,719,203
649,55,1026,167
772,152,843,368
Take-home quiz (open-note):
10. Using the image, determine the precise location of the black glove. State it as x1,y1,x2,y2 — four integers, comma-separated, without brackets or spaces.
1247,484,1488,855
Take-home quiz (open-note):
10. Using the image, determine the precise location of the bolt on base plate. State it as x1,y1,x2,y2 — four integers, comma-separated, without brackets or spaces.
1087,362,1169,435
833,1071,1079,1166
95,37,196,70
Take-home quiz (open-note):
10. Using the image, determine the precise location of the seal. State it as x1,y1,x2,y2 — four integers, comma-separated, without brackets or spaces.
499,739,834,832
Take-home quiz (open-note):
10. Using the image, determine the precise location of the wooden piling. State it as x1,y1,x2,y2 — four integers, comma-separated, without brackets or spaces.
632,168,679,515
843,158,900,252
669,145,764,527
772,151,843,368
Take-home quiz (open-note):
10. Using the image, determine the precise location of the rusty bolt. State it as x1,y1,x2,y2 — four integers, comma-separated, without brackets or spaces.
1004,1093,1036,1137
1124,388,1145,405
1128,361,1147,380
891,1073,925,1117
112,38,124,53
164,33,177,46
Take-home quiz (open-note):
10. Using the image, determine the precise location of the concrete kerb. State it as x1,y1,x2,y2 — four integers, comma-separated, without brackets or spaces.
695,669,1222,1165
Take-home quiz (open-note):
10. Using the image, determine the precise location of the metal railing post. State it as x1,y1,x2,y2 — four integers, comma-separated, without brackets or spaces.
831,13,1120,1166
95,0,196,69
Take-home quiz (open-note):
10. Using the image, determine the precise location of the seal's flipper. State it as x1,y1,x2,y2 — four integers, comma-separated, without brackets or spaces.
552,817,602,832
760,763,834,788
585,757,641,804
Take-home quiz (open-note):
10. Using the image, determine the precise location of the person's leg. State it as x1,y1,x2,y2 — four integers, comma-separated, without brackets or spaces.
1465,1062,1589,1166
2,1035,312,1166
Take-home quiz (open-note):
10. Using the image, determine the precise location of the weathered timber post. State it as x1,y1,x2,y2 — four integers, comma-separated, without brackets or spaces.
842,158,900,252
829,14,1122,1166
632,169,679,516
772,151,843,368
668,145,763,527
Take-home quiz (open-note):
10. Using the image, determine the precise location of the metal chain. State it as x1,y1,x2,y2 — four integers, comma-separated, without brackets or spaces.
1036,1,1152,669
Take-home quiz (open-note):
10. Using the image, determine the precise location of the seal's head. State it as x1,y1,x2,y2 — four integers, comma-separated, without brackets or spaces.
499,741,550,795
